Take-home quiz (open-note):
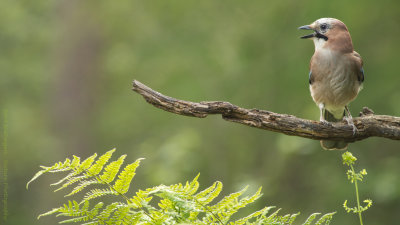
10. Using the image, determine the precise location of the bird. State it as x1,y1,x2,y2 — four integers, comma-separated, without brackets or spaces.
299,18,364,150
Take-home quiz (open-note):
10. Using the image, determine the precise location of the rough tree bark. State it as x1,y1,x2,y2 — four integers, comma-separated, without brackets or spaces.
132,80,400,143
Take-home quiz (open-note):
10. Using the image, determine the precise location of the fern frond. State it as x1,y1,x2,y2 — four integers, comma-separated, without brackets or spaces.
147,210,172,224
40,158,71,170
314,212,336,225
261,208,281,224
84,203,138,225
65,178,100,197
54,174,90,192
183,173,200,195
168,182,184,192
93,202,120,222
130,188,154,209
50,171,77,187
46,150,117,195
38,200,83,219
106,205,139,225
210,185,248,213
232,206,275,225
51,154,94,187
58,202,103,224
236,186,262,209
26,157,75,189
81,188,118,204
30,152,336,225
113,158,144,194
27,170,51,190
158,198,173,210
99,155,126,184
157,188,196,212
277,213,297,224
76,153,97,173
287,212,300,224
195,181,223,205
215,186,262,223
59,216,91,224
70,155,81,169
201,186,248,224
37,207,64,219
302,212,321,225
88,149,115,176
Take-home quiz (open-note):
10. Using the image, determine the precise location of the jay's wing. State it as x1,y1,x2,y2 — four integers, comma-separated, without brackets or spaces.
352,51,364,83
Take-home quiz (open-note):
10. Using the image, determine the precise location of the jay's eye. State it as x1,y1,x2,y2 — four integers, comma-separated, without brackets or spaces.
320,24,327,30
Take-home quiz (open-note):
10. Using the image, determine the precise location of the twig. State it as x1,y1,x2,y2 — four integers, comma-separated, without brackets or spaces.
132,80,400,143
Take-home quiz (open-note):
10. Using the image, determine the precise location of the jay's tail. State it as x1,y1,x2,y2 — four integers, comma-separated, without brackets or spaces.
320,110,348,150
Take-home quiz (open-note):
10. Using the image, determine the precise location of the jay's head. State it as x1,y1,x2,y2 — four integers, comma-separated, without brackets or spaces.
299,18,353,52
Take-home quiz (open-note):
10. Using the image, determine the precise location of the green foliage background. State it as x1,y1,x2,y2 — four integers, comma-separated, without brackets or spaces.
1,0,399,224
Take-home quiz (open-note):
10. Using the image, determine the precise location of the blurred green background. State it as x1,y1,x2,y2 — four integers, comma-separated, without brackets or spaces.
1,0,400,224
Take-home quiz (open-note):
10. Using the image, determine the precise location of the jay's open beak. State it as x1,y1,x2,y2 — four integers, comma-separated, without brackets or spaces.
298,25,316,39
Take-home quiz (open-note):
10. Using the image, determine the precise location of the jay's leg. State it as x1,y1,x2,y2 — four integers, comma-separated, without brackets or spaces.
319,103,329,124
345,105,357,135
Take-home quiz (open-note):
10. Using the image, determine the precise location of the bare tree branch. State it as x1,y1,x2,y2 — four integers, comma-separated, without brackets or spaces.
132,80,400,143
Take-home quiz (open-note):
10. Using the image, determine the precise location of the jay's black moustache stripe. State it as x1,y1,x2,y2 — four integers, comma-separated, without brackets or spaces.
316,32,328,41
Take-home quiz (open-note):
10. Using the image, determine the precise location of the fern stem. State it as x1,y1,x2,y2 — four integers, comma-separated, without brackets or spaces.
85,169,156,222
193,198,224,225
351,165,363,225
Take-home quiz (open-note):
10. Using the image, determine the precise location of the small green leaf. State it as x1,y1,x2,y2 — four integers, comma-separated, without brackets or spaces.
113,158,144,194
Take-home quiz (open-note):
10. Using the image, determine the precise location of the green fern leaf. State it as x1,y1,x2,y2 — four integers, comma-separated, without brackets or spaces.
65,178,100,197
58,202,104,224
81,188,118,204
50,172,76,187
37,207,63,219
216,187,263,223
188,211,200,221
158,198,173,210
107,205,138,224
263,208,281,223
130,188,154,208
27,158,74,189
169,182,184,192
113,158,144,194
195,181,223,205
70,155,81,169
94,202,120,222
195,181,217,199
84,204,132,225
59,216,90,224
88,149,115,176
210,185,248,211
50,156,84,187
202,185,250,223
51,153,97,192
75,153,97,174
237,186,262,207
51,151,116,194
232,206,274,224
54,174,90,192
279,214,292,223
287,212,300,224
40,158,73,173
99,155,126,184
30,153,336,225
302,212,320,225
183,173,200,195
27,169,52,190
315,212,336,225
38,200,84,219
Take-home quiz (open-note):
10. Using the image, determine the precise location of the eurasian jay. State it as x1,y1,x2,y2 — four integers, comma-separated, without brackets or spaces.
299,18,364,150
